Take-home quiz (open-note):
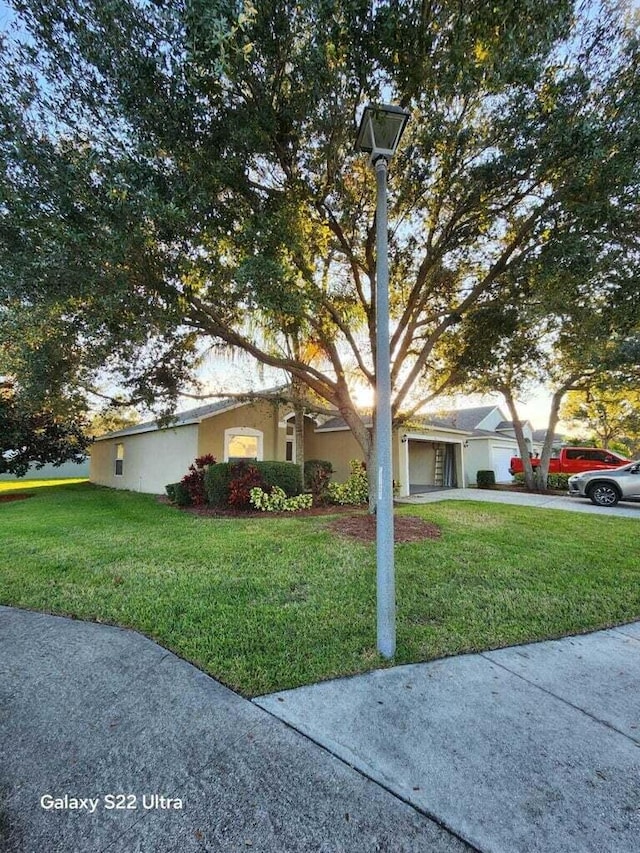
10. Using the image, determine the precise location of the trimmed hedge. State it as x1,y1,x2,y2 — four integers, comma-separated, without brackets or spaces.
514,471,570,490
476,470,496,488
258,461,302,497
205,463,234,508
547,473,570,490
165,481,192,506
205,460,303,508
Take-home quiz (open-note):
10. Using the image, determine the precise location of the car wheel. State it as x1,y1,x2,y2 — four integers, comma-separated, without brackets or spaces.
587,482,620,507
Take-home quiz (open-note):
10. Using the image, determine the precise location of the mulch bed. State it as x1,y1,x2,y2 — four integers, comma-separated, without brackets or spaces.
0,493,34,504
158,497,441,542
329,514,441,544
157,495,361,519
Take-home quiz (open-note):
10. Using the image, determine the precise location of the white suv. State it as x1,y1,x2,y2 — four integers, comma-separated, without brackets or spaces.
568,461,640,507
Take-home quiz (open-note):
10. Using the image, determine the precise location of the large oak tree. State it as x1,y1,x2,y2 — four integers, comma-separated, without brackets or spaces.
1,0,639,488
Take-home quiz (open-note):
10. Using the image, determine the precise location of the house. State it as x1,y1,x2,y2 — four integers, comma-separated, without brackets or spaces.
91,396,294,495
532,428,565,448
90,395,470,497
91,395,541,497
427,405,535,484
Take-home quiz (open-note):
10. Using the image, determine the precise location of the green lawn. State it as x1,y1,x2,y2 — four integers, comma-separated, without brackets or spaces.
1,479,639,696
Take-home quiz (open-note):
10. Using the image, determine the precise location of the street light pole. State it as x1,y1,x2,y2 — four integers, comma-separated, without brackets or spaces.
374,155,395,659
354,103,410,660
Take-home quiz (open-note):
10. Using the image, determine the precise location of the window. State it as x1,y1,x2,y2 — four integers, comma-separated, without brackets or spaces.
565,449,583,460
285,418,295,463
115,443,124,476
228,434,259,460
585,449,622,463
224,428,263,462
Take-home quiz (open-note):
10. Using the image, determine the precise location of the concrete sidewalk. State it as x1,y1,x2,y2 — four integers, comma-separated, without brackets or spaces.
396,487,640,517
257,625,640,853
2,606,639,852
0,606,468,853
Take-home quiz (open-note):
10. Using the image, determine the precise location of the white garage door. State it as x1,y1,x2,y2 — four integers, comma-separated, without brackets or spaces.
491,446,516,483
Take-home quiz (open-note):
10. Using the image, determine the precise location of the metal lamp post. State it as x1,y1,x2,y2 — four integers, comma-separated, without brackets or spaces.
355,104,410,659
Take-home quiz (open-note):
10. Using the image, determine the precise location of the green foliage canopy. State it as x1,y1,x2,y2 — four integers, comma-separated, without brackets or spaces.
1,0,639,461
0,382,91,475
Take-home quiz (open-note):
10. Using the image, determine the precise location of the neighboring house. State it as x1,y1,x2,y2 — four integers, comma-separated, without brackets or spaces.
427,406,535,485
0,458,90,481
532,428,565,449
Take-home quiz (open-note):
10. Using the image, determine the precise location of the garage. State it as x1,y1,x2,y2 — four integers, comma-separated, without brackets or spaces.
405,438,463,494
491,446,516,483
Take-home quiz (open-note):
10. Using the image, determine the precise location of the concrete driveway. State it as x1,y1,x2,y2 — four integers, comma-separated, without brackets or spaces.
396,487,640,518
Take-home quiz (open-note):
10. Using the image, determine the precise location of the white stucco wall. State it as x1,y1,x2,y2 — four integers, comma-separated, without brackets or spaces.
475,409,503,431
90,425,199,494
464,437,519,484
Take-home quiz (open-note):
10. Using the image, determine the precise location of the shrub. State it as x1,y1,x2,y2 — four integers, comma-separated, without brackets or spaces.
165,481,192,506
249,486,313,512
205,460,304,508
180,454,216,506
327,459,369,505
205,463,233,507
476,470,496,488
257,461,302,497
228,462,265,509
304,459,333,504
547,473,570,490
514,471,570,490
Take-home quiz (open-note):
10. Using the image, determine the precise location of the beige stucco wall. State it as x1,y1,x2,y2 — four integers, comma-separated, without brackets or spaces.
198,400,283,461
306,428,365,482
408,441,435,484
90,425,199,494
306,425,465,496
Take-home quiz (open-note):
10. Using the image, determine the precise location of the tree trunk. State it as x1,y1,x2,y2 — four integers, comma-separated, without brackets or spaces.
291,377,305,482
535,384,570,489
502,389,537,491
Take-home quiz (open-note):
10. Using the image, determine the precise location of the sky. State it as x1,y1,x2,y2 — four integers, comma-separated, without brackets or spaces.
191,350,557,429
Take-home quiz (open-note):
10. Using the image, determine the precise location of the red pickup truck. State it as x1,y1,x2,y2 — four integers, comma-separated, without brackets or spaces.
509,447,631,476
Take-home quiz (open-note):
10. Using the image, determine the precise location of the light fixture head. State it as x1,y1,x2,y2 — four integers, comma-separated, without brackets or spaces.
355,103,410,162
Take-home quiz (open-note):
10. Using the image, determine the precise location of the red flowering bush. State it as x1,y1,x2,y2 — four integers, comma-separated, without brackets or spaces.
227,462,265,509
180,454,216,506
